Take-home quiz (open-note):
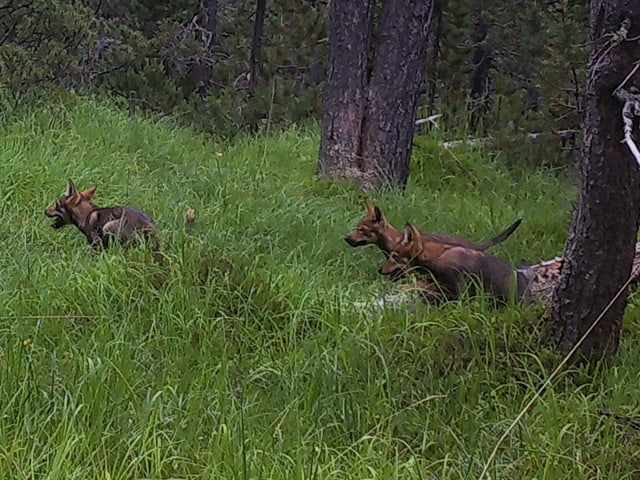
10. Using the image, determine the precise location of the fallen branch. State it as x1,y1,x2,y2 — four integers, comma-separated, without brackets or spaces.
414,114,442,127
613,63,640,168
442,129,579,149
442,137,490,149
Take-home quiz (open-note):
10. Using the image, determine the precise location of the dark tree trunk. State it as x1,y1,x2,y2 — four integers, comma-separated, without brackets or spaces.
249,0,267,95
304,42,325,88
359,0,433,189
468,4,493,132
317,0,433,190
549,1,640,359
203,0,218,46
426,0,443,114
317,0,375,182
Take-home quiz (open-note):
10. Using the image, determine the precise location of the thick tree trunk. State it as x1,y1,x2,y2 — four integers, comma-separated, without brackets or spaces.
318,0,433,189
317,0,374,182
249,0,267,95
359,0,433,189
549,1,640,358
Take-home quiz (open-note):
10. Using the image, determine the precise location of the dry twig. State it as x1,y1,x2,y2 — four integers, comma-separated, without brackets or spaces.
614,74,640,168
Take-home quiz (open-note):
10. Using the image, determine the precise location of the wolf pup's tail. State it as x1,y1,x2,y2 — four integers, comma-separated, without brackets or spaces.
475,218,522,251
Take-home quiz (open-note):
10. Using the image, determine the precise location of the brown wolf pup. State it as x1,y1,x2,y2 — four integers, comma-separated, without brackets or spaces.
379,223,534,303
344,203,521,256
45,180,156,250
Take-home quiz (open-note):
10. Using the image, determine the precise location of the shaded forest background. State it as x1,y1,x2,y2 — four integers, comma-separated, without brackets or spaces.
0,0,588,166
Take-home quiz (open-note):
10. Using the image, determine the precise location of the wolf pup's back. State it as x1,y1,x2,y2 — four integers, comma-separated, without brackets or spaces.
91,206,156,247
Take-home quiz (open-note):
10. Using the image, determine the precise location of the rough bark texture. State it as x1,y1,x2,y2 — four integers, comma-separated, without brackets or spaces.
359,0,433,189
249,0,267,94
549,0,640,358
317,0,374,182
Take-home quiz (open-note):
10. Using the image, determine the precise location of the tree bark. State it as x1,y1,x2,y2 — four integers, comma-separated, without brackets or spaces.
426,0,443,114
318,0,433,189
203,0,218,46
317,0,374,182
468,3,493,133
249,0,267,95
549,1,640,359
359,0,433,189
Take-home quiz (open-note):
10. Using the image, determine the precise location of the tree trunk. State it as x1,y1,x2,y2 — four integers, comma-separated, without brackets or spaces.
549,1,640,359
468,3,493,133
317,0,375,182
203,0,218,46
249,0,267,95
426,0,443,114
359,0,433,189
318,0,433,189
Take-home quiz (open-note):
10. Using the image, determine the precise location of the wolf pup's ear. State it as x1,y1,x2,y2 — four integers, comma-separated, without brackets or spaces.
80,186,97,200
372,205,384,223
65,179,77,197
402,223,412,244
403,223,421,244
365,203,375,216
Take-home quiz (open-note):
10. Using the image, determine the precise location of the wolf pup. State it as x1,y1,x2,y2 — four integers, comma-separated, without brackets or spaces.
45,180,156,249
345,203,522,256
379,223,533,303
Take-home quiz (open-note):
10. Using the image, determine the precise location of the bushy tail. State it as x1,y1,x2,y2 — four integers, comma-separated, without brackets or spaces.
475,218,522,251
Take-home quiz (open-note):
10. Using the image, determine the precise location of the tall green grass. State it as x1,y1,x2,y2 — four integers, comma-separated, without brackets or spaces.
1,96,639,479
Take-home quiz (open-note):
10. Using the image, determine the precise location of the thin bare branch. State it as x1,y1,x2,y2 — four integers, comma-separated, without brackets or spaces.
614,85,640,168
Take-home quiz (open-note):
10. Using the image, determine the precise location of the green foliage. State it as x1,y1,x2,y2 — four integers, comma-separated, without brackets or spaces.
0,0,328,138
1,96,640,478
0,0,590,161
428,0,588,152
0,0,97,98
